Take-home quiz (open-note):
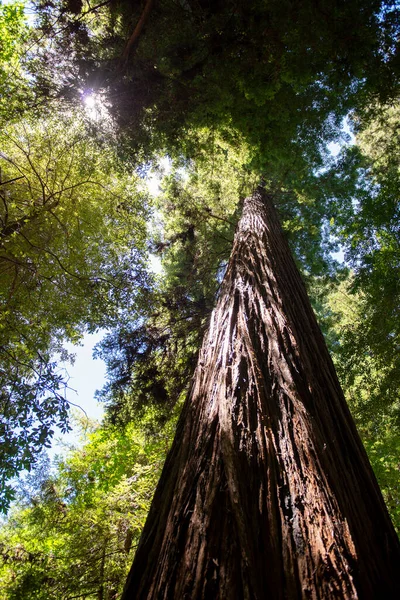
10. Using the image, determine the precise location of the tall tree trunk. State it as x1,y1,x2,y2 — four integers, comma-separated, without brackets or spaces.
122,187,400,599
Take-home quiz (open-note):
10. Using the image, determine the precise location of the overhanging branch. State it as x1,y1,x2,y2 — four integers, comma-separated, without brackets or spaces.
121,0,155,65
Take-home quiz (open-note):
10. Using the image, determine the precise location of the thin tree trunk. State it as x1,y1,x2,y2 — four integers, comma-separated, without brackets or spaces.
122,187,400,599
98,543,106,600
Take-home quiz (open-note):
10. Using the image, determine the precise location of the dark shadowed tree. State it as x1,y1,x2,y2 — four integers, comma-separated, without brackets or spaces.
122,187,400,599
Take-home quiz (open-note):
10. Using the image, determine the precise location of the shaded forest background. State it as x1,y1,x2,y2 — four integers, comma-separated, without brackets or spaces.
0,0,399,597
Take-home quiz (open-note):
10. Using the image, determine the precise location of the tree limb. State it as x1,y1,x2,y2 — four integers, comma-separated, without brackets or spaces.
0,176,25,186
121,0,155,65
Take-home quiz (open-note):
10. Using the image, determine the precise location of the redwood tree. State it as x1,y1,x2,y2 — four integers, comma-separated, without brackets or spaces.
122,187,400,599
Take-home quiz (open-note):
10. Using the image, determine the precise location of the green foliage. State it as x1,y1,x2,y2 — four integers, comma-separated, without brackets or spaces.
33,0,400,174
0,1,31,123
0,412,174,599
322,276,400,534
0,2,26,74
0,107,150,510
297,105,400,534
325,104,400,421
363,426,400,533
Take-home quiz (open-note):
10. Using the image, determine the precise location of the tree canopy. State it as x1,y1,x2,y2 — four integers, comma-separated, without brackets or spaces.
0,411,176,599
0,103,151,509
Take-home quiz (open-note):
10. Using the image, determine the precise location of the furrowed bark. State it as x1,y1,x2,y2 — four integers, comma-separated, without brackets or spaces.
122,187,400,599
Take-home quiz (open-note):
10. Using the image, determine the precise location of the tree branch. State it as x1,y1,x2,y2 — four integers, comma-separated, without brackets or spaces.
0,176,25,186
121,0,155,65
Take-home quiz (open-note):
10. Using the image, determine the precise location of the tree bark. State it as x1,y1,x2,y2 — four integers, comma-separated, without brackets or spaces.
122,187,400,599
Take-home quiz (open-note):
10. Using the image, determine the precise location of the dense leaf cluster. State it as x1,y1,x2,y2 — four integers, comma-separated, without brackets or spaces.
0,413,174,599
33,1,399,167
0,107,150,509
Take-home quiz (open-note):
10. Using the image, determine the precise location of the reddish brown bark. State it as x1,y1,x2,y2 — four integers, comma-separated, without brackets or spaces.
122,187,400,599
121,0,155,65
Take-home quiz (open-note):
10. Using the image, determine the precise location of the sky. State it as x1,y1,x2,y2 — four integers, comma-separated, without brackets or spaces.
63,332,106,422
49,332,107,456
